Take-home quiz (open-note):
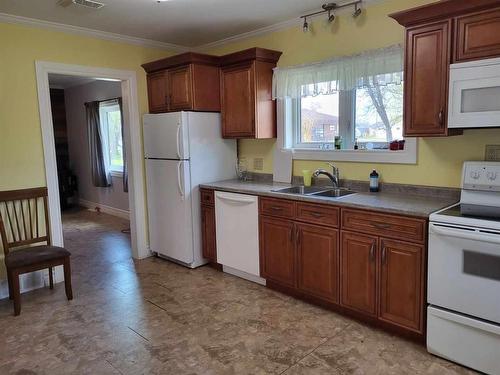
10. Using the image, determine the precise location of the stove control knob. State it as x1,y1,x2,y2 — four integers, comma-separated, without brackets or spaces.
470,171,481,180
487,171,498,181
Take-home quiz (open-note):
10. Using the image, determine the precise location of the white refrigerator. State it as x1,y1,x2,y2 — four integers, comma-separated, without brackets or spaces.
143,112,236,268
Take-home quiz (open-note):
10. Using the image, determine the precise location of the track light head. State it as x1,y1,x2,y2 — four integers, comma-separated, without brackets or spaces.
303,18,309,33
353,4,362,17
328,10,335,23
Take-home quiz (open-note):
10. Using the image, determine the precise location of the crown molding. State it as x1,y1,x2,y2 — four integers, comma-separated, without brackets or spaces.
195,0,386,51
0,12,188,52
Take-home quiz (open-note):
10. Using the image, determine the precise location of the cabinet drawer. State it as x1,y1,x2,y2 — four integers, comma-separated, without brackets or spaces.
296,202,339,227
341,209,425,243
259,197,295,218
200,189,214,206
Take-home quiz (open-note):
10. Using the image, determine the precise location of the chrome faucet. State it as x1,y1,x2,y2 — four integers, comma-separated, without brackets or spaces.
313,163,340,188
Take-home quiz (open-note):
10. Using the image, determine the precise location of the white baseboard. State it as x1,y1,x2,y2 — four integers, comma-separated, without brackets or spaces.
0,266,63,300
78,199,130,220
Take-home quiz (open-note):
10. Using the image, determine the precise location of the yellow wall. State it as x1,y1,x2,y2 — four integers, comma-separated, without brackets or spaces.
203,0,500,188
0,22,172,278
0,22,171,191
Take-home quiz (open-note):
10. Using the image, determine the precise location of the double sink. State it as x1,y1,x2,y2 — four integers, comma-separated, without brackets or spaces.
273,186,357,199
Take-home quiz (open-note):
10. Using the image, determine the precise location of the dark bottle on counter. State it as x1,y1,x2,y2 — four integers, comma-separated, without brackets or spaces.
354,138,359,150
370,170,379,192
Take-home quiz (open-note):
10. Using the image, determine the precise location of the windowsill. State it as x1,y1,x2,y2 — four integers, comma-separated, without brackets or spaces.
285,139,417,164
110,170,124,178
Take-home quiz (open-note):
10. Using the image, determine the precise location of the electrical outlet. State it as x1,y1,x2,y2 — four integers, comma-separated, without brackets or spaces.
253,158,264,171
485,145,500,161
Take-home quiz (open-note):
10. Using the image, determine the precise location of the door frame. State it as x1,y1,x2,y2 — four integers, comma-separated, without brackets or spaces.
35,61,149,260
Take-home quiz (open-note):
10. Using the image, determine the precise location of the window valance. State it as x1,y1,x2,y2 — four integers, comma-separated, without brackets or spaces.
272,44,403,99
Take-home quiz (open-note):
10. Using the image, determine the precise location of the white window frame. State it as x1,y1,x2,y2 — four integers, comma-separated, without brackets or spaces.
279,95,417,164
98,102,124,175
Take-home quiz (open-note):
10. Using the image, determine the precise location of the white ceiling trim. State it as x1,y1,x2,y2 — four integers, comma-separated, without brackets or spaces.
0,12,188,52
195,0,386,51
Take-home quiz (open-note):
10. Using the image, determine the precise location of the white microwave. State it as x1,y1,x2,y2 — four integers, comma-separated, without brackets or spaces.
448,57,500,128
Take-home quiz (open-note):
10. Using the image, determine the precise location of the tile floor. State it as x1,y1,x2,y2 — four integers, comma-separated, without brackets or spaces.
0,208,475,375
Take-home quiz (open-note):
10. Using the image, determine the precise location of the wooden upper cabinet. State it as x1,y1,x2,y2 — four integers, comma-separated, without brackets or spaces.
146,71,168,113
296,223,338,303
220,48,282,139
220,63,256,137
379,239,424,333
340,231,377,316
142,53,220,113
404,21,451,137
167,65,193,111
455,8,500,62
259,216,295,287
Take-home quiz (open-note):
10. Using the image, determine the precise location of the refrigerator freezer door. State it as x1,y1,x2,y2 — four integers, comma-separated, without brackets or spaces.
146,159,193,264
143,113,189,160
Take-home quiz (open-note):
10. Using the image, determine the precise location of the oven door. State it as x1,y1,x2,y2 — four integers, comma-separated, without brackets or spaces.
428,222,500,324
448,57,500,128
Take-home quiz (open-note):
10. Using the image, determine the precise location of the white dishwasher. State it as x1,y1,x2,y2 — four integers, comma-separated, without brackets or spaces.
215,191,265,285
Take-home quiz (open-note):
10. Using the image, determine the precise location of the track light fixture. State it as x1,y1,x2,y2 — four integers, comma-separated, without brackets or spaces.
300,0,362,32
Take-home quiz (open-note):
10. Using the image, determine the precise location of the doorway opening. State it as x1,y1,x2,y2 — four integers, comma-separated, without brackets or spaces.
36,62,149,285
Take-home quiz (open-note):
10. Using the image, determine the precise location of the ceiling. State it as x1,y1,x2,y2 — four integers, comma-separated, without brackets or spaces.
0,0,331,48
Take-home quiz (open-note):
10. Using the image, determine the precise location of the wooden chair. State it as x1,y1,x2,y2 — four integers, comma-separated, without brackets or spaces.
0,187,73,316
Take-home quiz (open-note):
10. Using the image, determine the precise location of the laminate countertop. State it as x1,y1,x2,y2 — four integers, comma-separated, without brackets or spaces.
199,179,459,218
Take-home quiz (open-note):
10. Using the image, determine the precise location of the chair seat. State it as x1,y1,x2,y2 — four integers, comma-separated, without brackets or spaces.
5,245,71,269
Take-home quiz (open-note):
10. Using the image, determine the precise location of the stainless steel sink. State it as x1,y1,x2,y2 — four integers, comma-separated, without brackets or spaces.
312,188,357,198
273,186,356,199
272,186,331,195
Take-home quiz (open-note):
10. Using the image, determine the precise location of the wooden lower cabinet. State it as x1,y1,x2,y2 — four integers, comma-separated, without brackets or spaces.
340,231,378,316
201,205,216,263
296,223,338,303
379,238,424,332
259,216,296,287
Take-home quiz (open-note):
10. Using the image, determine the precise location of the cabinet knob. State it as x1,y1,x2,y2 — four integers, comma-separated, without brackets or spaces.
438,108,444,126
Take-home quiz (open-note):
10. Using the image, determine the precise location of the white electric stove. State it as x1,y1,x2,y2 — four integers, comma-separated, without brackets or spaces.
428,161,500,375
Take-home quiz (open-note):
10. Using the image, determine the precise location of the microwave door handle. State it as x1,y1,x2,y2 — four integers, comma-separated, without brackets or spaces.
430,223,500,245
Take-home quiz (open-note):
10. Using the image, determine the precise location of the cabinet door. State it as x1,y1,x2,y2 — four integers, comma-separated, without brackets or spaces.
259,216,295,287
147,71,168,113
220,63,256,138
340,231,377,316
167,65,193,111
405,21,451,136
201,205,216,262
296,223,338,303
455,9,500,62
379,239,423,332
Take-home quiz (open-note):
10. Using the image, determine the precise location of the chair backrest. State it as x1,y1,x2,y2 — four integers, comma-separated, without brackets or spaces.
0,187,51,256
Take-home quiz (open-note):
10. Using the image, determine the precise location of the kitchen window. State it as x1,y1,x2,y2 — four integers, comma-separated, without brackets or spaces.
275,45,416,164
98,101,124,174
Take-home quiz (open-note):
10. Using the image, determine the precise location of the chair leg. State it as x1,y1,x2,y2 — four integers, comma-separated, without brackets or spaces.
7,269,13,300
11,271,21,316
63,258,73,301
48,267,54,290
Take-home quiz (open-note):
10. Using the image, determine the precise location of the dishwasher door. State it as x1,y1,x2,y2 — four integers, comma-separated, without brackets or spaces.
215,191,262,281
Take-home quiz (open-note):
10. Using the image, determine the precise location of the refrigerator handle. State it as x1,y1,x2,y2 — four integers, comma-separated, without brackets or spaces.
177,161,185,201
176,123,182,159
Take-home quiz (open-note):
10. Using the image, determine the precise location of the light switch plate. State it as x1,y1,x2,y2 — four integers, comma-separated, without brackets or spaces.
253,158,264,171
485,145,500,161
